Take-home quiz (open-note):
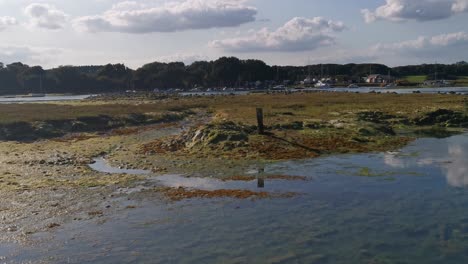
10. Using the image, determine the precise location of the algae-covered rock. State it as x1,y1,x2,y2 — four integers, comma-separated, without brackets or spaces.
358,124,395,136
33,122,62,138
413,127,461,139
70,120,88,132
414,109,468,127
303,119,325,129
187,121,251,148
124,113,147,125
272,121,304,130
357,111,396,124
205,130,248,145
0,122,35,141
145,120,253,153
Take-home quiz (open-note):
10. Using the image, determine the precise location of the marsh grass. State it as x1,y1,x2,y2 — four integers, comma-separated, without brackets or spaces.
0,93,466,125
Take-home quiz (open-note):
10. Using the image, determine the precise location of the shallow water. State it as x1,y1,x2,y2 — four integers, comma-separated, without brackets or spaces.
0,95,91,103
6,133,468,263
89,157,151,175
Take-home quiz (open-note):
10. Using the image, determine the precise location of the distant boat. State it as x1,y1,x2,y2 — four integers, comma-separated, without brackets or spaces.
315,81,330,88
347,84,359,88
29,93,46,97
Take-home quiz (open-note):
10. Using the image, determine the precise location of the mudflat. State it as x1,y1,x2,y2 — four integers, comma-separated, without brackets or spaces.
0,92,467,246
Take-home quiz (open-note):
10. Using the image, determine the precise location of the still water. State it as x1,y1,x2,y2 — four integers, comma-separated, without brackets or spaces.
0,95,91,103
6,133,468,263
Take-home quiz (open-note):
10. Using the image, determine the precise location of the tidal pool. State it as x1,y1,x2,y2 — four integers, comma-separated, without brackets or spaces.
5,133,468,263
89,157,152,175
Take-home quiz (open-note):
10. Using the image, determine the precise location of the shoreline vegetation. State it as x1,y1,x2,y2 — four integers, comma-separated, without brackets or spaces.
1,58,468,96
0,92,467,244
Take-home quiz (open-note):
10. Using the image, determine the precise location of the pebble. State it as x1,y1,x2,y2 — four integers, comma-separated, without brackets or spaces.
7,226,18,232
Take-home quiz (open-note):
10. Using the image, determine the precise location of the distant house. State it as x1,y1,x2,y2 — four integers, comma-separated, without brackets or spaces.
366,74,395,84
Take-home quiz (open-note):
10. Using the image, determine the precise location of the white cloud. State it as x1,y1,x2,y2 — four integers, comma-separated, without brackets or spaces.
453,0,468,12
362,0,468,23
0,45,64,66
431,31,468,45
156,53,210,64
24,3,68,30
210,17,346,52
445,144,468,188
74,0,257,33
373,31,468,52
0,16,17,31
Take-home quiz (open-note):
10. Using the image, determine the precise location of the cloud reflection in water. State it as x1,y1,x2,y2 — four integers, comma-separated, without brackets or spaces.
383,135,468,187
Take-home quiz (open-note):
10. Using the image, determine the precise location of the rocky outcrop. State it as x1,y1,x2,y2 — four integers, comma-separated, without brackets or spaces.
413,109,468,127
143,121,254,154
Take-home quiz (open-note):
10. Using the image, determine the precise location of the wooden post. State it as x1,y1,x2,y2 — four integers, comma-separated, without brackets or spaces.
256,108,264,134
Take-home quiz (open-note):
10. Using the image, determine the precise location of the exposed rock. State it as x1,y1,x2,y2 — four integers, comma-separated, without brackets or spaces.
141,121,253,154
357,111,397,124
414,109,468,127
0,112,188,142
358,124,396,136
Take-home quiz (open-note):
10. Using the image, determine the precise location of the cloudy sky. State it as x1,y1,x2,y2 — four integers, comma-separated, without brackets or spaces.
1,0,468,68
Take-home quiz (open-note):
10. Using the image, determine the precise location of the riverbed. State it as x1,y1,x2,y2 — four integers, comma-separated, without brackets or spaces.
1,132,468,263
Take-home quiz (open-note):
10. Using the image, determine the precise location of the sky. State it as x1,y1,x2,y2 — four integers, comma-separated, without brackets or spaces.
1,0,468,69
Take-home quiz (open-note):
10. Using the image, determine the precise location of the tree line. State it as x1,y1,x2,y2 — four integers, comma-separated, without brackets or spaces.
1,58,467,95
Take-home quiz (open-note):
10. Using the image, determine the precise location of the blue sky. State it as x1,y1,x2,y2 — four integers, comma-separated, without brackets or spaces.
1,0,468,68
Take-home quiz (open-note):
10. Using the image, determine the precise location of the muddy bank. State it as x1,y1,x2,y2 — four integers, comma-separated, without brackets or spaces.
0,111,190,141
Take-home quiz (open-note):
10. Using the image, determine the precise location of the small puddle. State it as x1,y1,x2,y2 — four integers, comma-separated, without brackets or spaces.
89,157,151,175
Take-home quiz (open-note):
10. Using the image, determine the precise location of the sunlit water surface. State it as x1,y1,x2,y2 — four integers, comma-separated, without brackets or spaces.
5,133,468,263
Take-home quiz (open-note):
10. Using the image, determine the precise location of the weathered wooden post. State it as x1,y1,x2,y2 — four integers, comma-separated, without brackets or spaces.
256,108,265,134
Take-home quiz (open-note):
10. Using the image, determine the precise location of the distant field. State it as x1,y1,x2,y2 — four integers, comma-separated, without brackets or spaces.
453,76,468,85
402,75,427,83
402,75,468,86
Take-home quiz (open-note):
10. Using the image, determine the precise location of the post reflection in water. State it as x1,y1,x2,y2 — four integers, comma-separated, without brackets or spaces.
257,165,265,188
257,177,265,188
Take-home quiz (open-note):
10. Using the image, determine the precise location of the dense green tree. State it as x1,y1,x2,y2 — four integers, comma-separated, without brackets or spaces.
0,58,468,95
